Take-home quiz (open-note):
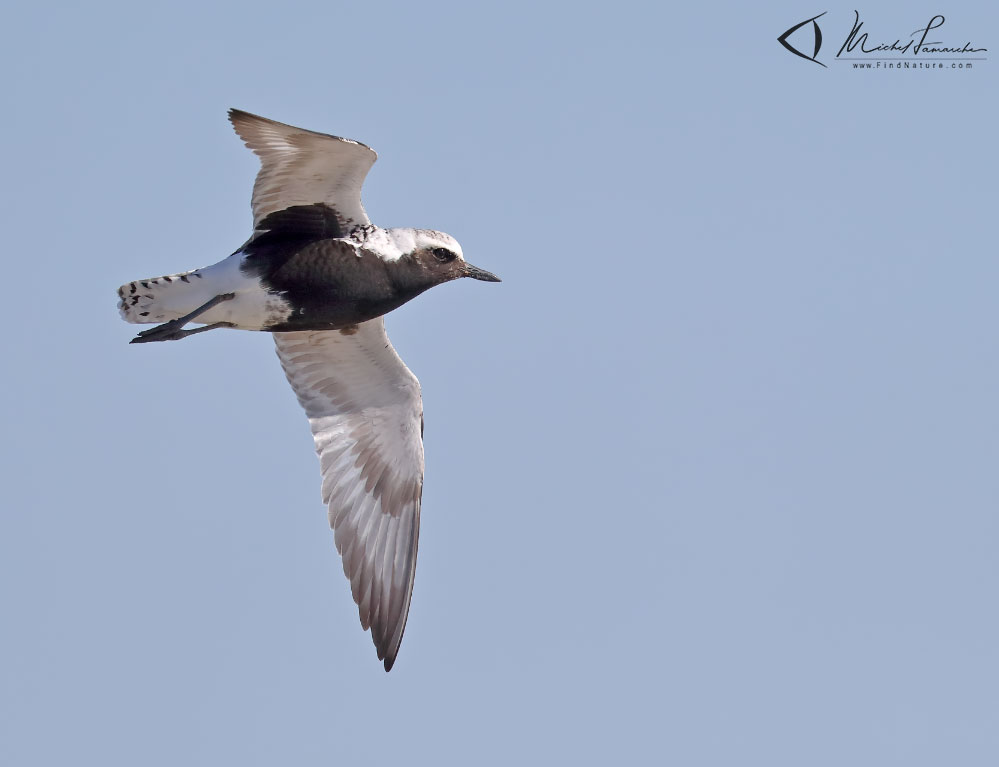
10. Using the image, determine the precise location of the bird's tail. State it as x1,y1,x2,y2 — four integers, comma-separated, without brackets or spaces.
117,267,210,324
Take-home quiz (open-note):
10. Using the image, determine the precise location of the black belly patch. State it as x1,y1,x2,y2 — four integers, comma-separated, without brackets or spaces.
239,209,434,331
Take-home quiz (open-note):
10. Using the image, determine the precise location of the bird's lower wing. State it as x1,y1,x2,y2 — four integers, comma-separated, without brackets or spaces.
273,320,424,670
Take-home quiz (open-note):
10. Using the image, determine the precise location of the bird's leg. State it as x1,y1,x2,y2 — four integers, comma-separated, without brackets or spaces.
133,321,237,343
130,293,236,344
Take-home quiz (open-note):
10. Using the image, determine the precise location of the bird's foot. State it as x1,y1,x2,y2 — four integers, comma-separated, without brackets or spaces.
130,321,235,344
129,293,236,344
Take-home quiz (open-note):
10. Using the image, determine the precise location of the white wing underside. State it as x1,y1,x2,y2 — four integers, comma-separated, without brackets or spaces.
273,320,424,670
229,109,378,233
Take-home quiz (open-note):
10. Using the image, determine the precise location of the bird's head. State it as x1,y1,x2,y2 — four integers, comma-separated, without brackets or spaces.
386,229,501,285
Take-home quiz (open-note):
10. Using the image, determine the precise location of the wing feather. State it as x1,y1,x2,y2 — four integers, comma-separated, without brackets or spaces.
229,109,378,233
274,320,423,671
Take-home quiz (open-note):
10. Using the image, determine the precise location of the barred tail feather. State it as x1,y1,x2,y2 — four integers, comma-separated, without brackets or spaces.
117,268,211,324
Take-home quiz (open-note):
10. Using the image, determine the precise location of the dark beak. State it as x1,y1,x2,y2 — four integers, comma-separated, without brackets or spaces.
463,262,502,282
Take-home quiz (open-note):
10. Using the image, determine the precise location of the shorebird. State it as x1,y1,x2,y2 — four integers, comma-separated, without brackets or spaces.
118,109,500,670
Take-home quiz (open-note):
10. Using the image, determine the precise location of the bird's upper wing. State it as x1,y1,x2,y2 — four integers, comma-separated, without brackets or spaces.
229,109,378,234
273,320,423,671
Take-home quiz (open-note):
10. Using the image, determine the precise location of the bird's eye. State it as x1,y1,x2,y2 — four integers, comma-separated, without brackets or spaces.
432,247,457,263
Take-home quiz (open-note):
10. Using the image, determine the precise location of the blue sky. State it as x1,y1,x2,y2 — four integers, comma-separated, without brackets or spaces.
2,1,997,765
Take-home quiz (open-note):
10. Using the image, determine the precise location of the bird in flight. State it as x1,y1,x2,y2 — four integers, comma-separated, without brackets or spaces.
117,109,500,670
